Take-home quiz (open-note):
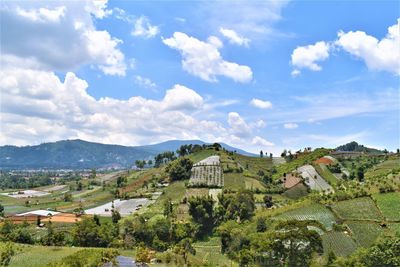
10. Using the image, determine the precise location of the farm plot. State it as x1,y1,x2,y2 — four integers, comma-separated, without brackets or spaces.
389,223,400,236
1,190,49,198
331,197,382,221
42,185,67,192
283,183,309,200
9,245,80,267
275,203,336,230
372,192,400,221
322,231,358,257
84,198,150,217
297,165,333,192
347,222,384,247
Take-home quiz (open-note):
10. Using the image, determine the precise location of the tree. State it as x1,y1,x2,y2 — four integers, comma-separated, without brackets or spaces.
89,169,96,179
135,160,145,169
111,209,121,224
357,167,365,182
263,195,273,208
260,150,264,158
163,198,174,218
174,238,196,266
0,242,15,266
0,204,4,217
136,246,152,263
63,192,73,202
188,196,214,237
166,157,193,181
256,217,267,232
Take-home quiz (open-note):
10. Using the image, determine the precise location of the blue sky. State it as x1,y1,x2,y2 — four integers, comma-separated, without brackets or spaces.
0,0,399,154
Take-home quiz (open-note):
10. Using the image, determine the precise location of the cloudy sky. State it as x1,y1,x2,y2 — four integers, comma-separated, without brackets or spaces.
0,0,399,154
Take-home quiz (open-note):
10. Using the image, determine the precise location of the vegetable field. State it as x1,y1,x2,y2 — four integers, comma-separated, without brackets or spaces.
275,203,336,230
322,231,358,257
331,197,382,221
347,222,383,247
372,192,400,221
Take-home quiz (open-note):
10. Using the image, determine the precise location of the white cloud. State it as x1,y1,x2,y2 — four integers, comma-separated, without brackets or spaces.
252,136,274,146
291,69,301,77
0,67,223,146
205,1,289,40
336,19,400,75
162,32,252,83
0,0,126,76
162,84,204,111
16,6,66,22
134,75,157,90
291,41,330,74
132,16,159,38
227,112,251,137
253,119,267,129
284,123,298,129
250,98,272,109
219,27,250,47
0,65,277,154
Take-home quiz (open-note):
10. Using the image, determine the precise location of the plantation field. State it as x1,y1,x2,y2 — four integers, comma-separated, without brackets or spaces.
189,149,217,164
314,163,338,185
372,192,400,221
322,231,358,257
9,245,80,267
275,203,336,230
189,237,237,267
283,183,309,199
347,222,383,247
224,173,245,191
389,223,400,236
144,180,186,216
331,197,382,221
244,177,266,190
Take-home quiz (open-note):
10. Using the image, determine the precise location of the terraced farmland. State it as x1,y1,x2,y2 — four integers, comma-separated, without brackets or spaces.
275,203,336,230
372,192,400,221
282,183,309,199
331,197,382,221
322,231,358,257
347,222,383,247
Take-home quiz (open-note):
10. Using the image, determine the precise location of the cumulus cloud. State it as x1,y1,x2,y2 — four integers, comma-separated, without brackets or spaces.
336,19,400,75
227,112,251,137
291,41,330,75
250,98,272,109
0,67,223,146
291,19,400,76
252,136,274,146
162,32,252,82
132,16,159,38
162,84,204,111
284,123,298,129
134,75,157,90
219,27,250,47
0,0,126,76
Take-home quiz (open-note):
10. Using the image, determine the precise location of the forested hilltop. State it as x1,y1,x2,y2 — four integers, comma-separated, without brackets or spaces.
0,142,399,266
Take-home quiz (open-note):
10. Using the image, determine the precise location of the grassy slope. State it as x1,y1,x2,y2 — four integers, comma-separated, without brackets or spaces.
346,222,384,247
273,148,331,179
331,197,382,221
9,245,80,267
372,192,400,221
314,163,338,185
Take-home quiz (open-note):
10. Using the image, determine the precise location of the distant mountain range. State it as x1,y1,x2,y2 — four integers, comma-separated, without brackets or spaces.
0,139,256,170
